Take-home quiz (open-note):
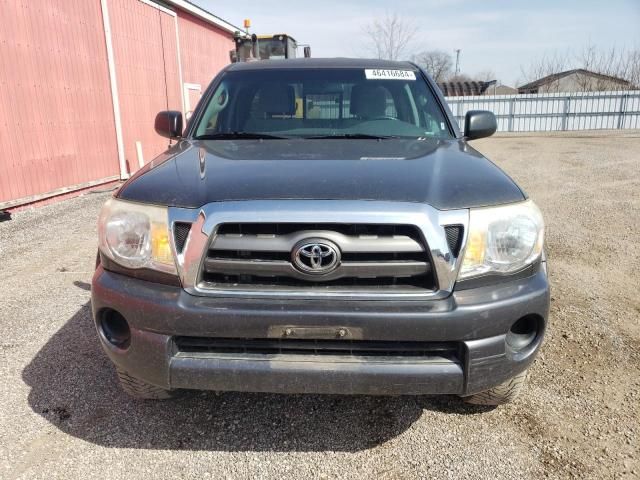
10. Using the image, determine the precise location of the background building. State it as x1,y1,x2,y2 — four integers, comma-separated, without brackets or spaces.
518,69,633,94
437,80,517,97
437,81,496,97
0,0,241,210
484,83,518,96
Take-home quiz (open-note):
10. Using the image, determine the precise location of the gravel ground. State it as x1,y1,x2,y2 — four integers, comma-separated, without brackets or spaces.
1,130,638,479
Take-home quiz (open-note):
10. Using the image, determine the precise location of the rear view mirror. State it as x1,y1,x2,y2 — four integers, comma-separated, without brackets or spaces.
464,110,497,140
154,110,183,139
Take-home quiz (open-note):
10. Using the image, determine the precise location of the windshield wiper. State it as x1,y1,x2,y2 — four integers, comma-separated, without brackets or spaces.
194,132,290,140
302,133,401,139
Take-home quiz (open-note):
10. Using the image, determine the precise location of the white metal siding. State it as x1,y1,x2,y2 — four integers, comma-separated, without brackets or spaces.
446,91,640,132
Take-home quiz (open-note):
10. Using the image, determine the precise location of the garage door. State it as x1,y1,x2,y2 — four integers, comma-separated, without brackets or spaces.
107,0,182,173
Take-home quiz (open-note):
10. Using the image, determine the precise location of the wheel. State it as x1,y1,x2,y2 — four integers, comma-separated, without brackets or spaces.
115,367,175,400
463,370,528,406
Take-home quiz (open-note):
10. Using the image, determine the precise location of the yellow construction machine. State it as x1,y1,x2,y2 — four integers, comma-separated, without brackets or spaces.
230,20,310,62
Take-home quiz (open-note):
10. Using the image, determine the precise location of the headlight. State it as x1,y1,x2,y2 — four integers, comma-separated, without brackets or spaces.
98,198,176,274
458,200,544,280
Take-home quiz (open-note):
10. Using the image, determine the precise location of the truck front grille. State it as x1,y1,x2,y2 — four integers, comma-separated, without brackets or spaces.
173,222,192,253
198,223,436,294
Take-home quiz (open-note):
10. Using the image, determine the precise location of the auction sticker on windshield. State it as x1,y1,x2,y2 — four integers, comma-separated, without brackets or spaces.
365,69,416,80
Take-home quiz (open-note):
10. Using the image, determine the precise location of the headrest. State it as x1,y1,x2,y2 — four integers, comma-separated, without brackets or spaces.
255,83,296,116
350,84,388,119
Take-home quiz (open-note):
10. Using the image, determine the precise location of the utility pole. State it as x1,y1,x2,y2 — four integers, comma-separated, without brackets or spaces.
454,49,461,77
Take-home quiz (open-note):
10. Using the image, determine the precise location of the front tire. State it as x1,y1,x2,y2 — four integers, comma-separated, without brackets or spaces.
116,367,175,400
463,370,528,406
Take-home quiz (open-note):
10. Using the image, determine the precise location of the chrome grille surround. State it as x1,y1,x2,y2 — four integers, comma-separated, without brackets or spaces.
168,200,469,300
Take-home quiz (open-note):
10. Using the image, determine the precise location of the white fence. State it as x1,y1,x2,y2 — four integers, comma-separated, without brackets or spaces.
445,90,640,132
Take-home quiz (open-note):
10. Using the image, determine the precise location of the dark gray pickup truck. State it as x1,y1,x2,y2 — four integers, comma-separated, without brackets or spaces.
92,58,549,405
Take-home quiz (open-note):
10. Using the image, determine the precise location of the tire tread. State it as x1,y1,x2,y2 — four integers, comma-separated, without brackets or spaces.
464,370,528,406
116,367,174,400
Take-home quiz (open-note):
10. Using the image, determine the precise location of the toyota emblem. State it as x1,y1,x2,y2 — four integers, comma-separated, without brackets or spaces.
292,239,340,274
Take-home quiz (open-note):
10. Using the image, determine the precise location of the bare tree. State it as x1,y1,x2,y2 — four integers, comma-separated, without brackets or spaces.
519,51,570,92
577,43,618,90
576,43,639,90
627,49,640,88
520,44,640,92
412,50,453,82
448,73,473,82
362,12,418,61
475,69,497,82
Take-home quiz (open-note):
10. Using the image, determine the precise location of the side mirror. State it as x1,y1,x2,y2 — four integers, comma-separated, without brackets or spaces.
303,46,311,58
154,110,183,139
464,110,497,140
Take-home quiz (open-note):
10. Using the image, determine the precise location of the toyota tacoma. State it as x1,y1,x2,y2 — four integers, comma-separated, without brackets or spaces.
92,58,549,405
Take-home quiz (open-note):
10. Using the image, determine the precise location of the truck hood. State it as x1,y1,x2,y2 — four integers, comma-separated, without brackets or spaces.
117,138,525,210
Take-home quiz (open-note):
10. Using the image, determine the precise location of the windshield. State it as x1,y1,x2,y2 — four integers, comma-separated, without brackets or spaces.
194,68,453,140
258,39,287,60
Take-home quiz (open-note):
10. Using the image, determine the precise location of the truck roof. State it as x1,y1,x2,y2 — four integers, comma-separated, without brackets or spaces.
226,58,418,71
256,34,293,39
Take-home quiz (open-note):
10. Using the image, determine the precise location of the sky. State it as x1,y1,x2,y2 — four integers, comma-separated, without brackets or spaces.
197,0,640,86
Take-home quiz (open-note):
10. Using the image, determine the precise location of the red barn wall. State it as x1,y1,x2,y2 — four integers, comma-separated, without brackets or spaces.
107,0,182,174
0,0,234,209
176,10,234,114
0,0,120,206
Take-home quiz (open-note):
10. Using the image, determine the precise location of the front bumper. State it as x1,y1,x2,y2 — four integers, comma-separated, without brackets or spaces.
91,265,549,396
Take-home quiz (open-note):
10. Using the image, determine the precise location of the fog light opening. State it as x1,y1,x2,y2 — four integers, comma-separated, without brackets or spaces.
100,309,131,349
506,315,540,352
